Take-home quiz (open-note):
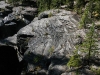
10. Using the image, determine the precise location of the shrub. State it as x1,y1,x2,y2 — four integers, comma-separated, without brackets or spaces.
67,54,82,68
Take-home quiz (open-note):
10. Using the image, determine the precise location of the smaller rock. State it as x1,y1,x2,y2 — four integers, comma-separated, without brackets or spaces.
3,14,16,24
22,18,30,25
5,34,17,44
0,34,17,46
61,73,69,75
37,69,47,75
0,20,4,26
60,5,68,9
38,12,48,20
0,1,10,9
5,22,16,26
48,64,66,75
32,17,38,22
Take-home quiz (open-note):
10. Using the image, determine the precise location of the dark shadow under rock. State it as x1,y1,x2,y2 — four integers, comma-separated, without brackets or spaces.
0,19,28,39
48,68,64,75
24,53,51,70
0,46,19,75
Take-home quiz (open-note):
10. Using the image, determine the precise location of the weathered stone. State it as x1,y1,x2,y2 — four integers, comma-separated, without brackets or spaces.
38,12,48,20
60,5,68,9
13,6,37,21
17,9,83,75
0,1,37,75
0,1,10,9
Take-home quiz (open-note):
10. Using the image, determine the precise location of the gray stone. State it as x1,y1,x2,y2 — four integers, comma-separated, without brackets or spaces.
13,6,37,21
38,12,48,20
0,1,10,9
17,9,85,75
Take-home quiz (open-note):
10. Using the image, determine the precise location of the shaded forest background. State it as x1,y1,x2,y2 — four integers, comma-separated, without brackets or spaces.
4,0,100,19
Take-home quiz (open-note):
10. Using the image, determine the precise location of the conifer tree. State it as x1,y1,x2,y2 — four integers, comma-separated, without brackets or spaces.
79,7,89,28
82,23,98,65
67,50,82,68
75,0,85,14
66,0,74,9
80,0,94,29
37,0,74,12
67,23,98,73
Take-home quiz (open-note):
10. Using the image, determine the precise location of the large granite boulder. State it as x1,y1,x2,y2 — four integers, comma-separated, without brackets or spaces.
17,9,86,75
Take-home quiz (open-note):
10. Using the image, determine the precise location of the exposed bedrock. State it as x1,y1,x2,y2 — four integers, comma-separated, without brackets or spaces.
17,9,86,75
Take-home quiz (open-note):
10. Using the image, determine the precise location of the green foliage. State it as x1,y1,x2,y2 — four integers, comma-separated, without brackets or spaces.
7,0,28,5
79,0,98,63
7,0,19,3
74,0,100,20
74,0,85,14
79,23,98,65
83,23,98,56
33,56,41,63
7,0,100,19
79,1,94,29
91,67,100,75
48,12,53,17
65,0,74,9
6,0,25,6
67,39,82,68
75,0,85,8
48,46,55,55
67,54,82,68
92,0,100,19
79,9,88,29
37,0,74,12
67,23,98,68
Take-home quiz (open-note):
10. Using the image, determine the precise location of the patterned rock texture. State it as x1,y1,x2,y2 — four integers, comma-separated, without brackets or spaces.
17,9,86,75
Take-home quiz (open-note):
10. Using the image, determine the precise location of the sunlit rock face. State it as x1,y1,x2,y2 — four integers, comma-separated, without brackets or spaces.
17,9,86,75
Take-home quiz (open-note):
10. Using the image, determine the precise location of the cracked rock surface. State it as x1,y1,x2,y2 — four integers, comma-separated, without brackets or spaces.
17,9,85,75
